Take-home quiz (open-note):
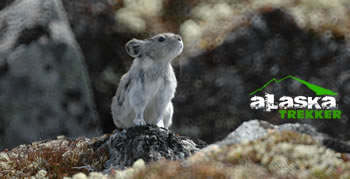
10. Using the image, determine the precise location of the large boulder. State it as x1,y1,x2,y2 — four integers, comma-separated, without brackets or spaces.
0,0,100,150
61,0,133,133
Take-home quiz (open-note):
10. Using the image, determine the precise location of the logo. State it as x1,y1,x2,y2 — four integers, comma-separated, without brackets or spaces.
249,75,342,119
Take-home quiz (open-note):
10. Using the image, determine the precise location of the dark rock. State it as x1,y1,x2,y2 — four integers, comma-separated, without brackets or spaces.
0,0,100,150
61,0,133,133
171,8,350,143
0,0,14,11
218,120,350,153
101,125,206,170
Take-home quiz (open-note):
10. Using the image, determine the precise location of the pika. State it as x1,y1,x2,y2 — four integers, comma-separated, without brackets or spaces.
111,33,183,129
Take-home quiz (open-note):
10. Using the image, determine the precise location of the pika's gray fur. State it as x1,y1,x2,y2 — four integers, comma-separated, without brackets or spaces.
111,33,183,129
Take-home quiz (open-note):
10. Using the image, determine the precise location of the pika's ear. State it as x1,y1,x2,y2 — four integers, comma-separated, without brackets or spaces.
125,39,144,57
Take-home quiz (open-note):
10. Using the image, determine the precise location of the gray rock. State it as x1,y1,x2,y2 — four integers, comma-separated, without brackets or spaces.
0,0,100,150
96,125,206,171
218,120,273,145
217,120,350,153
61,0,131,132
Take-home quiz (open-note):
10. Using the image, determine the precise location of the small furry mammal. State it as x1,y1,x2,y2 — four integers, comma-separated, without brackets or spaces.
111,33,183,129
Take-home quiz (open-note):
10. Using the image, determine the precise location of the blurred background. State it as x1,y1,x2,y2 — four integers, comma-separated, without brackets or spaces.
0,0,349,150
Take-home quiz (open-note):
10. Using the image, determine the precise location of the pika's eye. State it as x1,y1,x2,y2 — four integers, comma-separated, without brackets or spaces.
158,37,165,42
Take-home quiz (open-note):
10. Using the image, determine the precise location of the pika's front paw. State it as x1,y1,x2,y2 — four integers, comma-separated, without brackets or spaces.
157,119,164,128
133,118,146,126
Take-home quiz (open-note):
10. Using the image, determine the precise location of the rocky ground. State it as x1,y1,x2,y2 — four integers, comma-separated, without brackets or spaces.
0,125,205,178
1,120,350,178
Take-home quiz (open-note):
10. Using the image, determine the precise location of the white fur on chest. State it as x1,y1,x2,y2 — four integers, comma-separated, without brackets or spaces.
140,61,177,104
143,77,164,100
134,57,176,93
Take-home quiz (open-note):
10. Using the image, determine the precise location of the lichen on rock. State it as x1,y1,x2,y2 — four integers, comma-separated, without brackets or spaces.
0,125,206,178
102,125,207,171
63,121,350,179
128,130,350,179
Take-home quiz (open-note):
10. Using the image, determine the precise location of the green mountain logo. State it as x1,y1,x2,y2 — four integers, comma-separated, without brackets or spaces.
249,75,337,96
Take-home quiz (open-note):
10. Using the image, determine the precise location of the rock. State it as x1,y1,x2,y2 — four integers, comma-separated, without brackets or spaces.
171,8,350,144
61,0,133,133
0,124,205,178
0,120,349,178
101,125,206,171
217,120,274,145
0,0,100,150
0,0,14,11
217,120,350,153
118,130,350,179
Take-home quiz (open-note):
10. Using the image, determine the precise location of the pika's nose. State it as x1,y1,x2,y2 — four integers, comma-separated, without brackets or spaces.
175,35,182,42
